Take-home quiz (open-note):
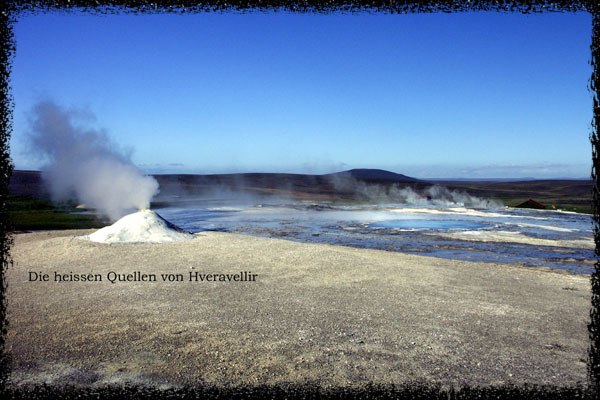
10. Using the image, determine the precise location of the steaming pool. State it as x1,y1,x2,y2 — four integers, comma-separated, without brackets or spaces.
156,202,596,275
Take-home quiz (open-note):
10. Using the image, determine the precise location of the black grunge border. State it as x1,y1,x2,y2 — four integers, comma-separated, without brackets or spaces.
0,1,597,399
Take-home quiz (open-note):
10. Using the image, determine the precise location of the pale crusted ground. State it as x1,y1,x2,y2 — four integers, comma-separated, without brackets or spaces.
5,229,592,389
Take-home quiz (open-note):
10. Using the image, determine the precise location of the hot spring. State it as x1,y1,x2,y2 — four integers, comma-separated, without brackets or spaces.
155,201,595,275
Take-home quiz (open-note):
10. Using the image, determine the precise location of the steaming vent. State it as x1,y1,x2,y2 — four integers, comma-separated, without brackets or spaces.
87,210,194,244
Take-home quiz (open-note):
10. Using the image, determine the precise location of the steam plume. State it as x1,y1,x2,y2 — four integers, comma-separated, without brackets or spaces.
328,175,501,208
26,100,159,221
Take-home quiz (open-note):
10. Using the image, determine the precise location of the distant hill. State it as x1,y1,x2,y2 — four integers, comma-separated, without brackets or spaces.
8,169,591,212
325,169,420,182
8,170,49,198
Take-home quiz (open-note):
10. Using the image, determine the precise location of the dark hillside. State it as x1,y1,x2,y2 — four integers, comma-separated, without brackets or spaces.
325,169,419,182
9,170,591,212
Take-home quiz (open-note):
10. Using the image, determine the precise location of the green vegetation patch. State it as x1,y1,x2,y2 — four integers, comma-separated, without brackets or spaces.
10,212,109,231
8,195,56,211
8,195,109,231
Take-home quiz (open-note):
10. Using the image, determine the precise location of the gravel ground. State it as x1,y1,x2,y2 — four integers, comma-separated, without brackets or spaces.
4,229,592,389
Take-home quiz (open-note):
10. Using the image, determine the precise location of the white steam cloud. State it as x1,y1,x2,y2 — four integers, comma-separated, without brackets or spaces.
329,175,502,208
391,185,503,208
27,100,159,221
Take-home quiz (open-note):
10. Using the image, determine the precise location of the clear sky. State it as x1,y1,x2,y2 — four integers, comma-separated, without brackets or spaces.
9,10,593,179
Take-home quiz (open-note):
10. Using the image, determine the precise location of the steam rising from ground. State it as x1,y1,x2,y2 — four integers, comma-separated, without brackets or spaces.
26,101,159,221
394,185,502,208
329,175,501,208
153,175,501,210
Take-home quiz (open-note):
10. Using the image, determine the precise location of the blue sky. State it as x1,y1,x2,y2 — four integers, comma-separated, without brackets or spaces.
10,10,593,179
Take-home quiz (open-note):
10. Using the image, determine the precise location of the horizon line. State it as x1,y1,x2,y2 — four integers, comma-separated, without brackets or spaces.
11,168,591,182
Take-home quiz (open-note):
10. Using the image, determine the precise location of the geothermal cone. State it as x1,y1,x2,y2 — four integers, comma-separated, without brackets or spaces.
87,209,194,244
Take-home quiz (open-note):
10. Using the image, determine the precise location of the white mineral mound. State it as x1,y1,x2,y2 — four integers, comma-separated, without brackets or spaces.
87,209,194,244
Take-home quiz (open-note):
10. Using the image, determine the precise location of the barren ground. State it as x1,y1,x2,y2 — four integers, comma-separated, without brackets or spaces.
5,230,592,389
